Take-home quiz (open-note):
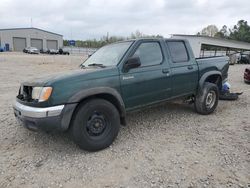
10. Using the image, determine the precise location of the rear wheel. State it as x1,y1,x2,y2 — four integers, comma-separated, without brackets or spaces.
194,82,219,115
70,99,120,151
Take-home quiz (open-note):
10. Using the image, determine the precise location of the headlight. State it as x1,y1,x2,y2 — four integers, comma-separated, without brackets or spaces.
32,87,53,102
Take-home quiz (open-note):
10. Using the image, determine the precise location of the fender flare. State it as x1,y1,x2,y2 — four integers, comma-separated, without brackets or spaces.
199,71,222,91
68,87,126,118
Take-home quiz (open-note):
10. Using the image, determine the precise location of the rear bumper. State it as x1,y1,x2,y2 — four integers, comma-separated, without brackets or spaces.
13,101,77,132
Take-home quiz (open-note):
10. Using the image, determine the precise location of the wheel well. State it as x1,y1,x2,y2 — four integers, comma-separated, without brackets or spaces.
70,93,126,128
205,75,222,90
93,93,125,117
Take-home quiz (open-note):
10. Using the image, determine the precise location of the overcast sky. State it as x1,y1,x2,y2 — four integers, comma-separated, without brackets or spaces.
0,0,249,40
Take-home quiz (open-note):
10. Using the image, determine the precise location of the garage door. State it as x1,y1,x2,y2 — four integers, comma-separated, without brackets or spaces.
31,39,43,50
13,37,26,51
47,40,58,50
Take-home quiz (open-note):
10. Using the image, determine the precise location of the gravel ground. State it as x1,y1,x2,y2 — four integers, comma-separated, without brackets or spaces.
0,53,249,188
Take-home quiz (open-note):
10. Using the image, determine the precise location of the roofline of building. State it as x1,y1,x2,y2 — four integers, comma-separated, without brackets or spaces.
0,27,63,37
172,34,250,45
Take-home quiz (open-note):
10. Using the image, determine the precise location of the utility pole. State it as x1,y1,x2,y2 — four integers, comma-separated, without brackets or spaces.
31,18,33,28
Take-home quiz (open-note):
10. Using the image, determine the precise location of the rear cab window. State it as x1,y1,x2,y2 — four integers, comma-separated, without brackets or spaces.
166,41,189,63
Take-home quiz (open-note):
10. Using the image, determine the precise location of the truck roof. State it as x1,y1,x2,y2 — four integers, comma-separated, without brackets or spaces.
112,38,187,44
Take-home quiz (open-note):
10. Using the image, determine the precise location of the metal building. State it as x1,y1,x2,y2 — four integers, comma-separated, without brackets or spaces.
0,27,63,51
171,34,250,58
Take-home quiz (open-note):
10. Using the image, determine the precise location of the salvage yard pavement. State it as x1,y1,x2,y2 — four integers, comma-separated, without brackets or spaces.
0,53,249,188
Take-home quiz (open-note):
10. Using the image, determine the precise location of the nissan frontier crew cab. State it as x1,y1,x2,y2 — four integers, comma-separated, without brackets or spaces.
14,38,229,151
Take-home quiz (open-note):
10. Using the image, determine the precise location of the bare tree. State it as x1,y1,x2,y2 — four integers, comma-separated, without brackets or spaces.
201,25,219,37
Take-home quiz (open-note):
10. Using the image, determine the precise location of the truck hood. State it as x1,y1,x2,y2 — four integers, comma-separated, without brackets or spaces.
22,67,117,87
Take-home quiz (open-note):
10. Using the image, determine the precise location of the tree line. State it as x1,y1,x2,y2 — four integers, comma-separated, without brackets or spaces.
63,30,163,48
63,19,250,48
198,20,250,43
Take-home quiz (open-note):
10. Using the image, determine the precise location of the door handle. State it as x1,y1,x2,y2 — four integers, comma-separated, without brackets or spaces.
162,69,170,74
162,69,170,76
187,65,193,70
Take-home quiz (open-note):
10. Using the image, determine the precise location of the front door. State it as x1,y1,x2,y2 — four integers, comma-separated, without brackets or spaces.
120,41,172,109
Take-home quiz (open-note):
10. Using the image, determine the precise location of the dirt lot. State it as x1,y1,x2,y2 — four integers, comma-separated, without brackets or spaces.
0,53,249,188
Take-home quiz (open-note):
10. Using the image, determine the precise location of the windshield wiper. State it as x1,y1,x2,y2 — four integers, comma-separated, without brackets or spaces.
87,63,106,68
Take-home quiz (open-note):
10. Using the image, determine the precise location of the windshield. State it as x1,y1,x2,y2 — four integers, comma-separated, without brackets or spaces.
82,41,133,67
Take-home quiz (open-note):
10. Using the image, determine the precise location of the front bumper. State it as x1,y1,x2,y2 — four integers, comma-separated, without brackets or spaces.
14,101,64,118
13,101,75,132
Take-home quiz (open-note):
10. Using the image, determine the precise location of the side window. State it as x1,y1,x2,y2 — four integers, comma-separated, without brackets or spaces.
132,42,163,66
167,41,189,63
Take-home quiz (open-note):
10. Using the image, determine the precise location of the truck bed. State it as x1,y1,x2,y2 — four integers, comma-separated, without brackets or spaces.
196,56,229,81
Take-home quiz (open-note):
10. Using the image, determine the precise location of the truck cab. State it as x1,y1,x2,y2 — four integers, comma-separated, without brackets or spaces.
119,39,199,109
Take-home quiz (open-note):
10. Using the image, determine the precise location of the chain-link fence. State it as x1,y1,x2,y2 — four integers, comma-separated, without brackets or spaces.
63,47,97,56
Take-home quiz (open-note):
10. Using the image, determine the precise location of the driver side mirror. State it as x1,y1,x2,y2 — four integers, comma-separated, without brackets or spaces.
123,56,141,72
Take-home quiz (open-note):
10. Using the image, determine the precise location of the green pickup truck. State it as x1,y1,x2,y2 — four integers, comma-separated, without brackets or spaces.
14,38,229,151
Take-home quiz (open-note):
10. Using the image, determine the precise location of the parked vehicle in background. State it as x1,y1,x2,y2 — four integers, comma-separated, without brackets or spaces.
40,49,63,55
0,47,4,52
229,53,237,65
13,38,229,151
244,67,250,83
229,53,241,65
58,48,70,55
23,48,28,53
23,47,39,54
48,49,58,55
240,54,250,64
40,49,49,54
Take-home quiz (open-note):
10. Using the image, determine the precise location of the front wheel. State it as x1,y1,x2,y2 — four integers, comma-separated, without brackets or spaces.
194,82,219,115
70,99,120,151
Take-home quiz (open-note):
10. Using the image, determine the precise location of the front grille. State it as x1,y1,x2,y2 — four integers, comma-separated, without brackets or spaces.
17,85,34,102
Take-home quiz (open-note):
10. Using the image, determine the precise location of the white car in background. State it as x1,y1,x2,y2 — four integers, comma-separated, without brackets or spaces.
48,49,58,54
23,47,39,54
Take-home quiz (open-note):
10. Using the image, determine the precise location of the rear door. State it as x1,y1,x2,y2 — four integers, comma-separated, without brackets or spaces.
120,40,172,109
165,40,198,97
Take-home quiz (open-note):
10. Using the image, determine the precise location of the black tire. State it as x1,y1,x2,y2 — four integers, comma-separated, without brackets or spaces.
70,99,120,151
194,82,219,115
